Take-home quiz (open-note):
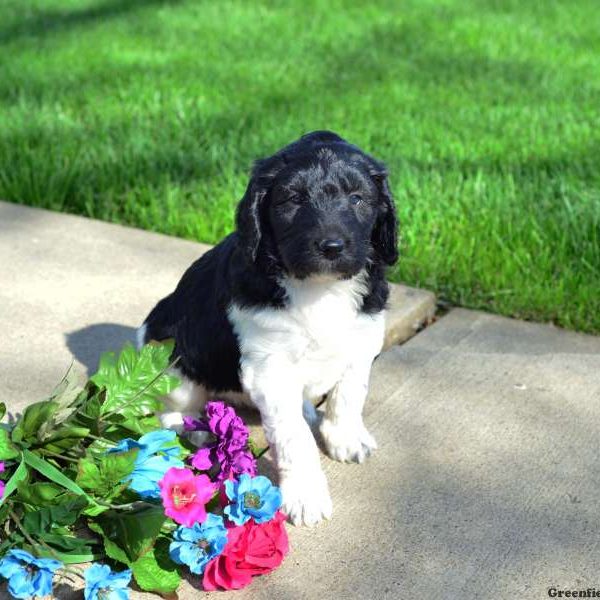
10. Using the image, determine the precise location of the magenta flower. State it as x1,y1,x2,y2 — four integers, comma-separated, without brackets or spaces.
228,450,257,476
183,416,206,432
186,402,257,481
158,467,216,527
207,402,248,454
190,447,212,471
0,462,5,500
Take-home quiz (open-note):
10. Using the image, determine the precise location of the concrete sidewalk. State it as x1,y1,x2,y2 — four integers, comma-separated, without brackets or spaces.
0,201,434,417
2,201,600,600
273,309,600,599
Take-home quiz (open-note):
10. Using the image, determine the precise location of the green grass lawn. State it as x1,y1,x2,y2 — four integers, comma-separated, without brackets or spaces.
1,0,599,332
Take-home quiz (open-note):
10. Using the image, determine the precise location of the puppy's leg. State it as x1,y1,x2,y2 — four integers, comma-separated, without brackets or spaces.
320,361,378,464
159,368,210,446
244,365,332,526
320,313,384,463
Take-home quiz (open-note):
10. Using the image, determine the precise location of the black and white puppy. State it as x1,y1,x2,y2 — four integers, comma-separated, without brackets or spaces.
138,130,399,526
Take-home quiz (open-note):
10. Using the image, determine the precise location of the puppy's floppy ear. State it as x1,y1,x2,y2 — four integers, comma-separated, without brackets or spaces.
236,178,268,262
369,161,399,266
236,156,283,262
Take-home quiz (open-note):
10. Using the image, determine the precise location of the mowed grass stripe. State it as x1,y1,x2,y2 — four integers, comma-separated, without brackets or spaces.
0,0,598,331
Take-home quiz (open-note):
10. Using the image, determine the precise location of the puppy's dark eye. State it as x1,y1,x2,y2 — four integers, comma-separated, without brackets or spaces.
349,193,362,206
288,194,303,204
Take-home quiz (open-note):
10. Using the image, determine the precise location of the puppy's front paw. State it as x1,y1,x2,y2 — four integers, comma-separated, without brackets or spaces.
159,411,212,447
280,469,332,527
159,411,185,434
320,418,377,463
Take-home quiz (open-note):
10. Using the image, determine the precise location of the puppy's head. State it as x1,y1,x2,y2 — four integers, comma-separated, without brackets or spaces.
236,130,398,279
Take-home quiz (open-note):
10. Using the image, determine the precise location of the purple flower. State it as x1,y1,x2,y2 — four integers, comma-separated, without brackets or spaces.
183,416,208,432
227,449,257,477
207,402,248,455
191,447,212,471
188,402,257,481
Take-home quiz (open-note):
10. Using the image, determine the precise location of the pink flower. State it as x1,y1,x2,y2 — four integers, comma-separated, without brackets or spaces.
158,467,215,527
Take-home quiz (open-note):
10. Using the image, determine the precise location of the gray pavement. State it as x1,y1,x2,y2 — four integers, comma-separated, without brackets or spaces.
2,201,600,599
265,309,600,600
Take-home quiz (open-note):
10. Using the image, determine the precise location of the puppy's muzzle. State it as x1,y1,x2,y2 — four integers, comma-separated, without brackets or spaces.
318,238,345,259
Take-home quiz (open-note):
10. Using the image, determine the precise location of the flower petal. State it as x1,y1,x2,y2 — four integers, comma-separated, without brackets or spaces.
137,429,177,460
191,447,213,471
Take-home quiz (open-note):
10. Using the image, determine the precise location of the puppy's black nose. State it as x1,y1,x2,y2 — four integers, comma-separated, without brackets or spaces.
319,238,345,258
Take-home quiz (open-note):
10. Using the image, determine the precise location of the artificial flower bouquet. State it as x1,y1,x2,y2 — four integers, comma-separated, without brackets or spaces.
0,341,288,598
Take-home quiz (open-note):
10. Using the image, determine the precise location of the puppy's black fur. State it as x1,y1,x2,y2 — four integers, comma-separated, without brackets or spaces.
142,131,399,392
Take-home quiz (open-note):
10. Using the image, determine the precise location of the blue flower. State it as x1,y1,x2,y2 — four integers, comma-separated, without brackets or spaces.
108,429,184,499
0,549,62,599
111,430,181,462
169,513,228,575
224,474,282,526
84,564,131,600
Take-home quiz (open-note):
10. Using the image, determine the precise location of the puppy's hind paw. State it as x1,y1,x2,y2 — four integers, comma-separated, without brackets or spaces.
320,418,377,463
280,470,332,527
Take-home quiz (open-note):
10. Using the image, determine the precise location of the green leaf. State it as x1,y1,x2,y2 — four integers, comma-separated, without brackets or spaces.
22,495,88,533
77,448,138,498
22,450,94,504
38,532,95,554
0,500,9,524
112,414,163,437
11,401,58,444
88,521,130,565
102,535,130,565
131,538,181,594
33,425,90,454
76,383,105,424
37,547,103,564
43,425,90,444
100,449,138,488
37,364,86,441
0,402,6,420
16,481,63,505
82,502,110,517
0,531,17,556
0,428,20,460
85,437,116,459
75,457,101,491
96,506,167,562
92,341,180,419
0,460,28,505
247,436,266,459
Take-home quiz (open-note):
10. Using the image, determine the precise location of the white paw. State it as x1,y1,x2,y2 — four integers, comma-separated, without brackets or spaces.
280,469,332,527
159,411,185,433
320,419,377,463
159,412,211,447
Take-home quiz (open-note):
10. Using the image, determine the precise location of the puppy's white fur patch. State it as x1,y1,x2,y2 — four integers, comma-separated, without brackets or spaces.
228,270,384,525
138,270,385,526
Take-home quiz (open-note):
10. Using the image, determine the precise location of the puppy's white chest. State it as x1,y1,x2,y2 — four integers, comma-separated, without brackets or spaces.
228,273,382,396
291,280,358,349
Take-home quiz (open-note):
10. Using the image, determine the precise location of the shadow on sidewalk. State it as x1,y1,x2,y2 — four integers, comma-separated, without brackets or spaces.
65,323,138,375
